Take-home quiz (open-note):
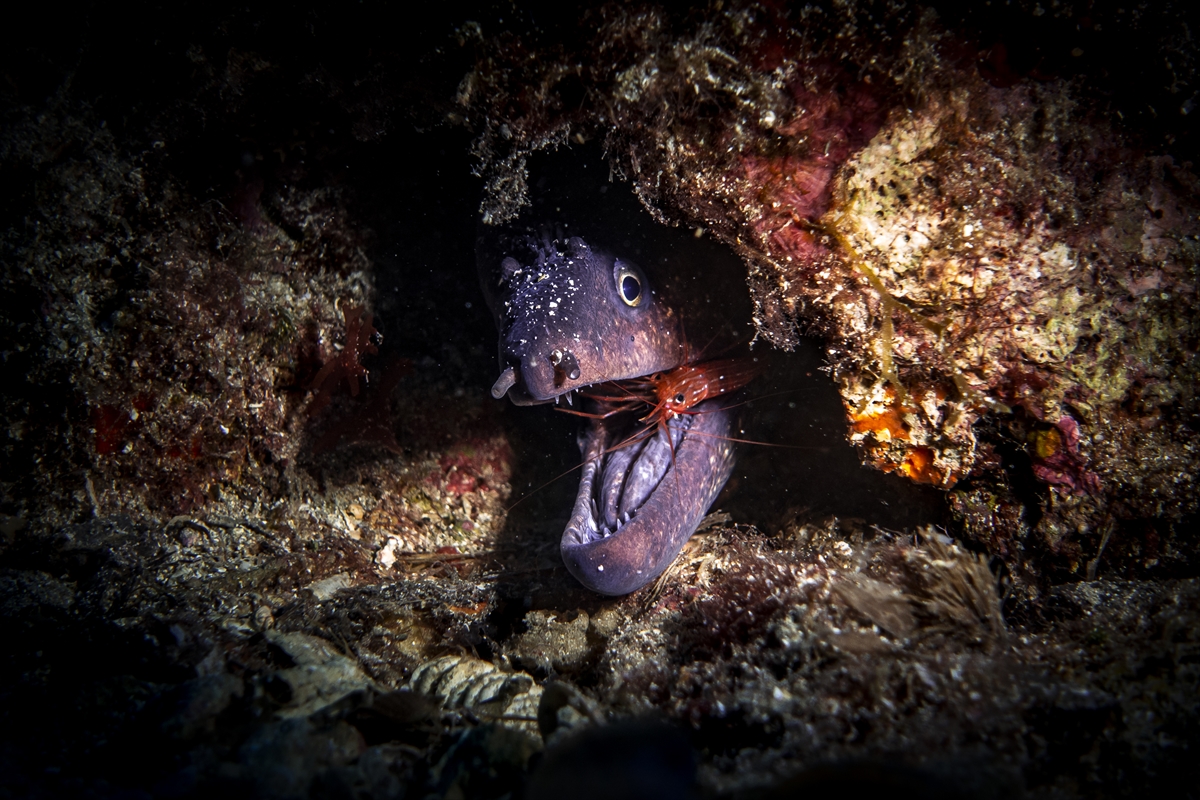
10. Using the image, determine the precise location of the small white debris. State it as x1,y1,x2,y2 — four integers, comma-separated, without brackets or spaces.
306,572,352,601
377,536,402,569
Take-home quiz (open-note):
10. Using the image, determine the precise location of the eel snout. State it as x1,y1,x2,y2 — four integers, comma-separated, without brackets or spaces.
560,398,736,595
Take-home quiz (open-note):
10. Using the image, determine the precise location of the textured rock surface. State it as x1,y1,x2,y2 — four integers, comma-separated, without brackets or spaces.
2,2,1197,798
460,0,1200,594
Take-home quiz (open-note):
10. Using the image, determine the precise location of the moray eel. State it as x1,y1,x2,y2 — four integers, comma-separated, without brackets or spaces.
481,232,738,595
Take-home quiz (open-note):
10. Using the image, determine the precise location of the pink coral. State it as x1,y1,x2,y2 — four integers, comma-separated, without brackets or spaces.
1029,416,1102,496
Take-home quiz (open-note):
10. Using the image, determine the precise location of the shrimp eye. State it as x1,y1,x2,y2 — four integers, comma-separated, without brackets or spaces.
674,393,686,405
614,259,645,307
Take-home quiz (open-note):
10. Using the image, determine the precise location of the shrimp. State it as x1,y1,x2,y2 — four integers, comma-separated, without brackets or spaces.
634,357,763,427
575,356,763,438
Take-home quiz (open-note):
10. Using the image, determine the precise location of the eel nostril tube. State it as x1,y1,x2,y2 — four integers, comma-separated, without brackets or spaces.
491,366,518,399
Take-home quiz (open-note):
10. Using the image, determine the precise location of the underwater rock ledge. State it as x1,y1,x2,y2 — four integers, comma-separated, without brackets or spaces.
460,0,1199,589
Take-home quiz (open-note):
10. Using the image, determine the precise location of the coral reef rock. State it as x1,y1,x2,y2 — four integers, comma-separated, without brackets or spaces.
462,0,1200,589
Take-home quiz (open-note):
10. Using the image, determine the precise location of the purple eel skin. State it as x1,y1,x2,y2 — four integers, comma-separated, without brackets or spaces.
480,232,739,595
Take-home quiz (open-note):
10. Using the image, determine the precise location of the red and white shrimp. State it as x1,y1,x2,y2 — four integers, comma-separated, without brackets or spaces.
577,356,763,435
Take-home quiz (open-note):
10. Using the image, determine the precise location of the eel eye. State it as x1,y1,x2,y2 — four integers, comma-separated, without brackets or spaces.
614,259,645,307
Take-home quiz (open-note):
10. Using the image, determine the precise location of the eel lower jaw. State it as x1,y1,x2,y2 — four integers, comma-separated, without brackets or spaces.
560,447,606,547
496,385,579,407
563,413,682,546
560,399,737,596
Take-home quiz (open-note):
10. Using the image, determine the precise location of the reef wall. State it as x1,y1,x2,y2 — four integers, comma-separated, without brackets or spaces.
459,0,1200,591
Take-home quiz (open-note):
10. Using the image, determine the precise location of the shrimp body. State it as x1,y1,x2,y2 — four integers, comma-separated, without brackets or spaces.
577,356,762,431
640,358,762,423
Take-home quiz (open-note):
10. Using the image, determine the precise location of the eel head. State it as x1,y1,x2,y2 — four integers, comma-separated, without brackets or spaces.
483,235,684,405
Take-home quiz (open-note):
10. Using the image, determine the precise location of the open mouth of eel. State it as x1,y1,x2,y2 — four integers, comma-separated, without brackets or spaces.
559,397,737,596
